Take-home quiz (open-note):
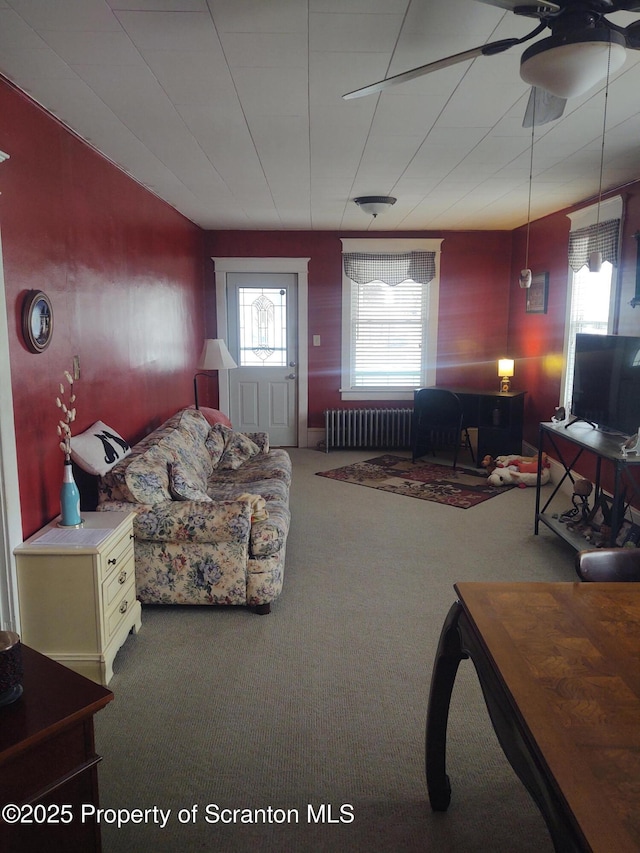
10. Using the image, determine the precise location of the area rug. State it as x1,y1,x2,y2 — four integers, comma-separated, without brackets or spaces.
316,454,514,509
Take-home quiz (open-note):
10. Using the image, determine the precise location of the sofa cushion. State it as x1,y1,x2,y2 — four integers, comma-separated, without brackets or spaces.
122,445,173,504
212,424,261,470
168,462,212,502
205,427,227,467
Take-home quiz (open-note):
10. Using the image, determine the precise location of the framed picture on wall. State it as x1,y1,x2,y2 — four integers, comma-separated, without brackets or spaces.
526,272,549,314
22,290,54,352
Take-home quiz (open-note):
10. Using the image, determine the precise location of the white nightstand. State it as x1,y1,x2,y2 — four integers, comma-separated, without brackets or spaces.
14,511,142,685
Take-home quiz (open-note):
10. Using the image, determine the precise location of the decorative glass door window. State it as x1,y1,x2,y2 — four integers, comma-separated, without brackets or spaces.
237,287,287,367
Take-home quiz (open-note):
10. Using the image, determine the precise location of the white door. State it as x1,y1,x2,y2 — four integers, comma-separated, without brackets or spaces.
227,273,298,446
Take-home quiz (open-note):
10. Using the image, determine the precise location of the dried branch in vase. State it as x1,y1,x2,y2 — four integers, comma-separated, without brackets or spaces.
56,369,77,461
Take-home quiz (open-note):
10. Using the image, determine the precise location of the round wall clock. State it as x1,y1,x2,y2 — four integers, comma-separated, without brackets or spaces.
22,290,53,353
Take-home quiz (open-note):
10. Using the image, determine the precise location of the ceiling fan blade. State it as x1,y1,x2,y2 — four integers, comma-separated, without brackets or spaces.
522,86,566,127
474,0,559,12
343,38,519,100
622,20,640,49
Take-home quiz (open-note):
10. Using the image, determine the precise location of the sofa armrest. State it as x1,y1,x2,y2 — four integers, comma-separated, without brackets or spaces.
134,499,253,544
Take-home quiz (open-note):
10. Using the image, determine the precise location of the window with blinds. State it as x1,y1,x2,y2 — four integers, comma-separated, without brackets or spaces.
561,196,622,413
563,261,613,412
350,278,426,388
339,238,442,401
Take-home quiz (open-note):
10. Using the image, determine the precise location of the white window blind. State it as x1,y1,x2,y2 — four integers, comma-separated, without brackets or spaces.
563,261,613,412
350,278,425,388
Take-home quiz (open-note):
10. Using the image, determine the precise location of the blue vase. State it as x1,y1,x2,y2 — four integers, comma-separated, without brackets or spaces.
60,460,82,527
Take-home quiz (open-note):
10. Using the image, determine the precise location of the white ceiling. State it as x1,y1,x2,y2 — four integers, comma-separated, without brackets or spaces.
1,0,639,231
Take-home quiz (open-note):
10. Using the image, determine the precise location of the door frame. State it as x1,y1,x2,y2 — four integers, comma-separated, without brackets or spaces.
0,227,24,632
213,257,309,448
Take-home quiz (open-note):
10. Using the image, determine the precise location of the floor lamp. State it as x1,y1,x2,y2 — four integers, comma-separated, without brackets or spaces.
193,339,237,410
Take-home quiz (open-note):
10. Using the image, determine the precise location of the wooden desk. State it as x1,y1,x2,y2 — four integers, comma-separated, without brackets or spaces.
0,645,113,852
426,582,640,853
433,387,525,462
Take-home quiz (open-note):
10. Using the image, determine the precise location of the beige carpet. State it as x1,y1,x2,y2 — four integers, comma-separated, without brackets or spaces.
95,448,573,852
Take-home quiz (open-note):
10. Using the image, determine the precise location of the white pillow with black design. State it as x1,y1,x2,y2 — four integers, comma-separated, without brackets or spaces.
70,421,131,477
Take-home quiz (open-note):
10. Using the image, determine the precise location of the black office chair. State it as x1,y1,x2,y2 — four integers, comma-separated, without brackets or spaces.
411,388,475,468
575,547,640,582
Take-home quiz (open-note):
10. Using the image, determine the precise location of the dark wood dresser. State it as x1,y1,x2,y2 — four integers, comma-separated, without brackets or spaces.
0,644,113,852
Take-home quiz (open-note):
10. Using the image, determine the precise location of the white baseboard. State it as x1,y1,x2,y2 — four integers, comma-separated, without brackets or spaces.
307,428,325,451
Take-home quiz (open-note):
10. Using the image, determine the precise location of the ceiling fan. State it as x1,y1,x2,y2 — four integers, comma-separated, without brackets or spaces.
343,0,640,126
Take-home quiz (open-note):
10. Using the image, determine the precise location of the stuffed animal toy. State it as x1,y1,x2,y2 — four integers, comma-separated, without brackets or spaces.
481,455,497,474
487,453,551,488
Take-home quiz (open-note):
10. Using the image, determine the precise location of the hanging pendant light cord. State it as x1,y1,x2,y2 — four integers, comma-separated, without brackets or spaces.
595,41,612,234
524,91,536,269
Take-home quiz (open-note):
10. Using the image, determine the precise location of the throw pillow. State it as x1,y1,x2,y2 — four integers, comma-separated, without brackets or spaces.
205,427,227,467
214,424,261,470
188,406,233,428
70,421,131,476
168,462,212,502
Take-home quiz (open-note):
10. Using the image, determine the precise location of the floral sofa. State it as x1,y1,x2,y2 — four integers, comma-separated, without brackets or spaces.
96,408,291,614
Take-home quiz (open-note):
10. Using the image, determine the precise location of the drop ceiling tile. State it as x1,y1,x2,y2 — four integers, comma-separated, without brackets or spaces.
115,10,220,51
232,67,308,117
209,0,308,34
142,49,236,106
309,10,403,53
220,32,307,68
106,0,207,10
41,30,147,67
9,0,122,32
0,8,48,50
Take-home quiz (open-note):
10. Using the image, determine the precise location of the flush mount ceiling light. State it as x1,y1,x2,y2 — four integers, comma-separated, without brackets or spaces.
520,26,626,99
353,196,397,218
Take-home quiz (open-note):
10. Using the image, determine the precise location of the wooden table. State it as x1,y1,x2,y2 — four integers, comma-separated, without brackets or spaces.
0,644,113,852
426,582,640,853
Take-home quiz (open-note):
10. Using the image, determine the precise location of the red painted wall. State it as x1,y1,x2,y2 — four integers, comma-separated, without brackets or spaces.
205,230,513,428
0,79,205,537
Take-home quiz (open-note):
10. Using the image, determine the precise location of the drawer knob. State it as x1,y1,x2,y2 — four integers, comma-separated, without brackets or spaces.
108,558,117,565
118,570,127,585
119,600,129,614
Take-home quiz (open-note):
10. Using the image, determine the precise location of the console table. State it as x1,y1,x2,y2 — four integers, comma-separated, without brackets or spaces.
0,644,113,852
434,387,525,463
535,420,640,550
426,582,640,852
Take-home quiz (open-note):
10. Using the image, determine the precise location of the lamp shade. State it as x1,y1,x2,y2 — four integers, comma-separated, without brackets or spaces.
498,358,514,378
197,339,237,370
520,29,626,99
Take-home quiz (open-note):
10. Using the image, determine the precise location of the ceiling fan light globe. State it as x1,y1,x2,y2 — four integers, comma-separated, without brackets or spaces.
520,31,626,99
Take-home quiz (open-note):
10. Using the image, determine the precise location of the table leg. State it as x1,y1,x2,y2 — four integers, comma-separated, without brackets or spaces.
426,598,587,853
425,600,467,811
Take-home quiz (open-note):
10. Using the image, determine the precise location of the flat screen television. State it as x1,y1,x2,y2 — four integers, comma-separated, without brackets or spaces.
571,333,640,436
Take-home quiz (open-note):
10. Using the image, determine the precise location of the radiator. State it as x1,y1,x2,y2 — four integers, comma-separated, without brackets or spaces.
324,408,412,452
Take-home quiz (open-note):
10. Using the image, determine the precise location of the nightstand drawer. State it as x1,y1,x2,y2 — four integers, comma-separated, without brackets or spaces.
103,552,135,608
101,527,134,582
105,576,136,642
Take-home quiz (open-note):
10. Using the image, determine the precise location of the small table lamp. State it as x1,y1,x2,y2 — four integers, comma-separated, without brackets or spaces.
498,358,514,393
194,339,237,409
